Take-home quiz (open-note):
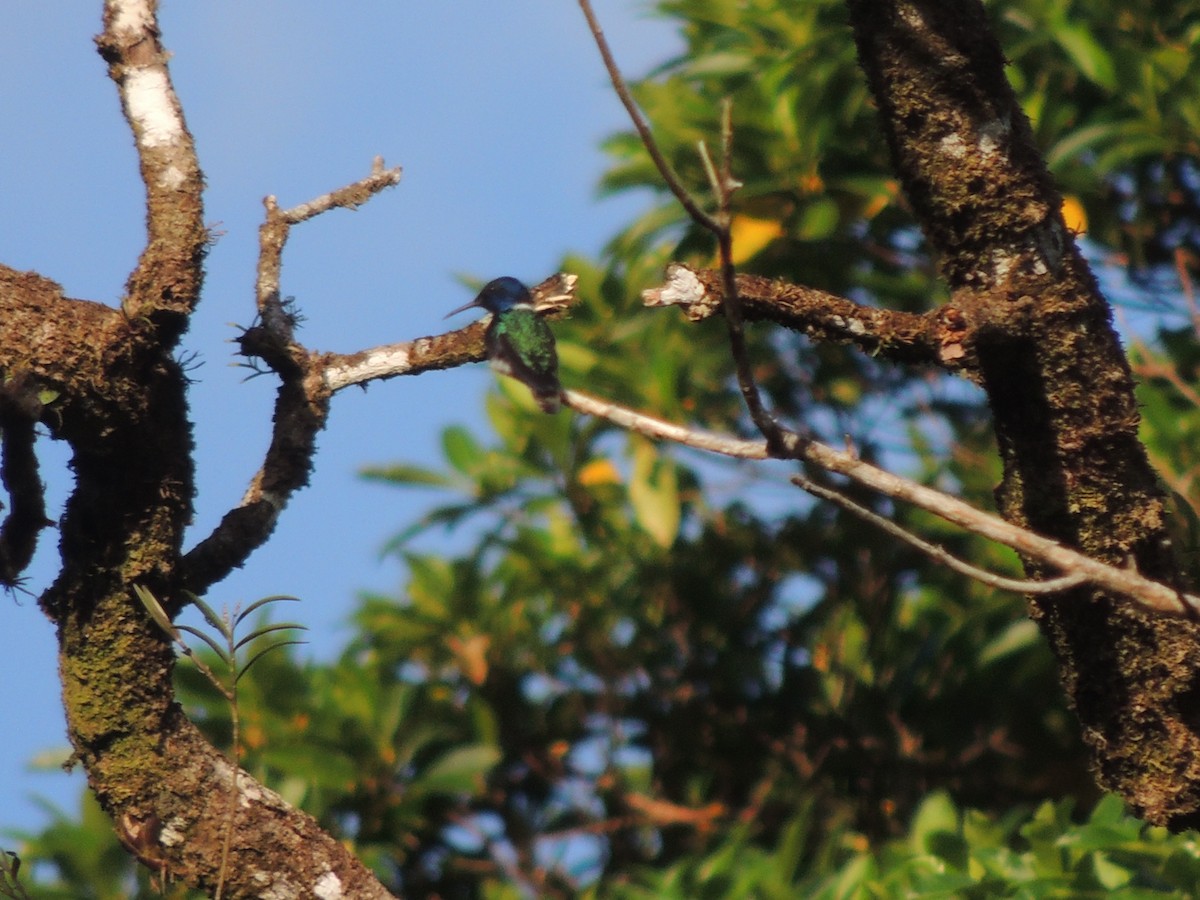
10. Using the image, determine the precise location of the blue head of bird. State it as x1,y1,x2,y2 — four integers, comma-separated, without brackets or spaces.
444,276,533,319
443,276,562,413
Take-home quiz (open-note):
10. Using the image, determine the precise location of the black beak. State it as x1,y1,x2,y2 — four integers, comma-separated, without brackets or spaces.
443,297,482,320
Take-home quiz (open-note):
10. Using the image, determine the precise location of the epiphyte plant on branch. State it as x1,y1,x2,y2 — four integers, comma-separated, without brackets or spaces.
4,0,1200,895
443,276,563,413
135,586,306,897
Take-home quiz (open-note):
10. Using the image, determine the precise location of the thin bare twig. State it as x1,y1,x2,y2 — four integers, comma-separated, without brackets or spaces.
179,161,401,594
578,6,799,449
576,0,721,234
258,156,402,315
702,101,797,450
794,474,1089,595
563,388,1200,617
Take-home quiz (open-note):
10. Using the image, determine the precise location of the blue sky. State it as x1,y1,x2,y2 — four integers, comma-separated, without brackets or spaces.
0,1,678,837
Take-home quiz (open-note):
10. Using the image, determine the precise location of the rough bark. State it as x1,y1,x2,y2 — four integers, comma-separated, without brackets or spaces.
0,2,399,895
845,0,1200,826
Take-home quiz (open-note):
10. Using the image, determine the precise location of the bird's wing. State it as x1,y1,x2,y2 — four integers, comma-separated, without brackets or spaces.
487,310,559,392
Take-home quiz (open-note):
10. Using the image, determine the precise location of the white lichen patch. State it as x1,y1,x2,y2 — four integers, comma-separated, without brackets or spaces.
158,164,187,191
110,0,155,35
124,67,184,149
158,815,188,847
325,344,415,391
977,118,1010,159
643,264,705,308
990,249,1015,281
940,133,967,159
237,769,266,806
313,871,344,900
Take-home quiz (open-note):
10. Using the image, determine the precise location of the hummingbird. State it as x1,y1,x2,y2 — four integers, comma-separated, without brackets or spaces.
444,276,562,413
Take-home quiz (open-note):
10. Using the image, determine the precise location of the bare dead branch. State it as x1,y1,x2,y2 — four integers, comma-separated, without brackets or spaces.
97,0,206,332
793,474,1089,595
564,388,766,459
576,10,797,452
319,274,578,392
696,102,794,452
179,161,398,594
257,157,403,315
564,388,1200,617
0,378,50,588
576,0,720,234
181,163,571,593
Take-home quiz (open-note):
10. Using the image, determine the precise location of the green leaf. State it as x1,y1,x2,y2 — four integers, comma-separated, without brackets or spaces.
628,438,680,548
176,624,231,662
909,791,959,856
132,584,173,635
235,594,301,628
233,621,308,653
235,640,307,684
795,196,840,240
411,744,501,796
1054,24,1118,91
189,592,232,640
442,425,485,475
977,618,1039,667
360,462,455,488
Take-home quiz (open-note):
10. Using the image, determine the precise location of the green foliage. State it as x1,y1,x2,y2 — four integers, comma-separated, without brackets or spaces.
592,794,1200,898
3,793,195,899
12,2,1200,897
134,587,308,698
0,850,29,900
604,0,1200,284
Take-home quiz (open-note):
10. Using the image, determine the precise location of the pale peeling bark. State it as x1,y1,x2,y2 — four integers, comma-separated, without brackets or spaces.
0,1,399,895
4,5,571,893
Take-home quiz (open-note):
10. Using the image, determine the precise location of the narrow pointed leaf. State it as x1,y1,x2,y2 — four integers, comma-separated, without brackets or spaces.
360,463,455,488
132,585,175,635
189,593,231,639
233,622,308,653
234,594,301,628
176,624,232,662
235,640,308,684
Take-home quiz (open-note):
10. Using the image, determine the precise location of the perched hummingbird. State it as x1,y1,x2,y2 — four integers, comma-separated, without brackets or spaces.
445,276,562,413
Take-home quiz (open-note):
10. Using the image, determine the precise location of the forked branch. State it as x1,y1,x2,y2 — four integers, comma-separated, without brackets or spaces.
561,391,1199,618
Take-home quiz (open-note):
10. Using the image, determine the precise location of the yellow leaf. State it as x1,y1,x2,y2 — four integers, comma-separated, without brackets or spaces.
727,214,784,264
577,458,621,486
1061,194,1087,234
448,634,491,686
862,179,899,219
629,438,680,548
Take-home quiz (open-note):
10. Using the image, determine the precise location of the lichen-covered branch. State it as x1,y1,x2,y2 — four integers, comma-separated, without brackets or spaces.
177,161,574,592
96,0,207,338
319,273,577,391
643,263,970,370
179,162,399,593
5,2,400,894
0,375,49,588
846,0,1200,827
